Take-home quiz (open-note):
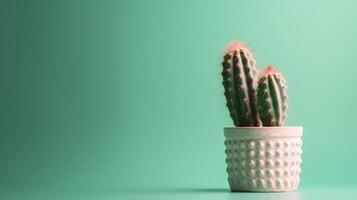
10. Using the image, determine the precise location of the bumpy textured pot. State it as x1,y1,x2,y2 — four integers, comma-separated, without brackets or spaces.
224,127,303,192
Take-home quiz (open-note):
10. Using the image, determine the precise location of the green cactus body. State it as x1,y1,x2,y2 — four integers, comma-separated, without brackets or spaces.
221,41,260,127
257,66,288,126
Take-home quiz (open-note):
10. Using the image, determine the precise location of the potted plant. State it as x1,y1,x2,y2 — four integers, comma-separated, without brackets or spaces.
222,41,303,192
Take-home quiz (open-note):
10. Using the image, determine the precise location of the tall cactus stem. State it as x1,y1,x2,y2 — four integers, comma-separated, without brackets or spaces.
221,41,260,127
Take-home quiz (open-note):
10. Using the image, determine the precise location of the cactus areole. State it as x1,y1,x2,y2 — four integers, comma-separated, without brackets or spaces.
221,41,288,127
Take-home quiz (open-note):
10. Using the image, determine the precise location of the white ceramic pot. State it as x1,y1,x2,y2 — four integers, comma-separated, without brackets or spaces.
224,127,303,192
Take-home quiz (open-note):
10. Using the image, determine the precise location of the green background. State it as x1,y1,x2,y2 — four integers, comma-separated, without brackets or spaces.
1,0,357,198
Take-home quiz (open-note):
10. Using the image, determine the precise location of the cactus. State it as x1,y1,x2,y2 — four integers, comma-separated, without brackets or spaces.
257,66,288,126
221,41,260,127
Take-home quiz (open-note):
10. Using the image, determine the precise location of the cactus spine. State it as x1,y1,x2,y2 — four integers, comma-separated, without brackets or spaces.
221,41,260,127
257,66,288,126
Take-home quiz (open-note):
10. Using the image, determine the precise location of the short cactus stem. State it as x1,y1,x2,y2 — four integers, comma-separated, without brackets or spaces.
257,66,288,126
221,41,260,127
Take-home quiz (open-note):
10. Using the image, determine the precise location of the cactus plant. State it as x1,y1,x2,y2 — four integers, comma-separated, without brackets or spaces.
222,41,302,192
221,41,260,127
257,66,288,126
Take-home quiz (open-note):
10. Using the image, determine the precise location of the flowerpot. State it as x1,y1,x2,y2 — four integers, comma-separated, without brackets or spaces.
224,127,303,192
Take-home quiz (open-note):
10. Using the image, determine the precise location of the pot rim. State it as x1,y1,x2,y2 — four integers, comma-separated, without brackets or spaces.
224,126,303,139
